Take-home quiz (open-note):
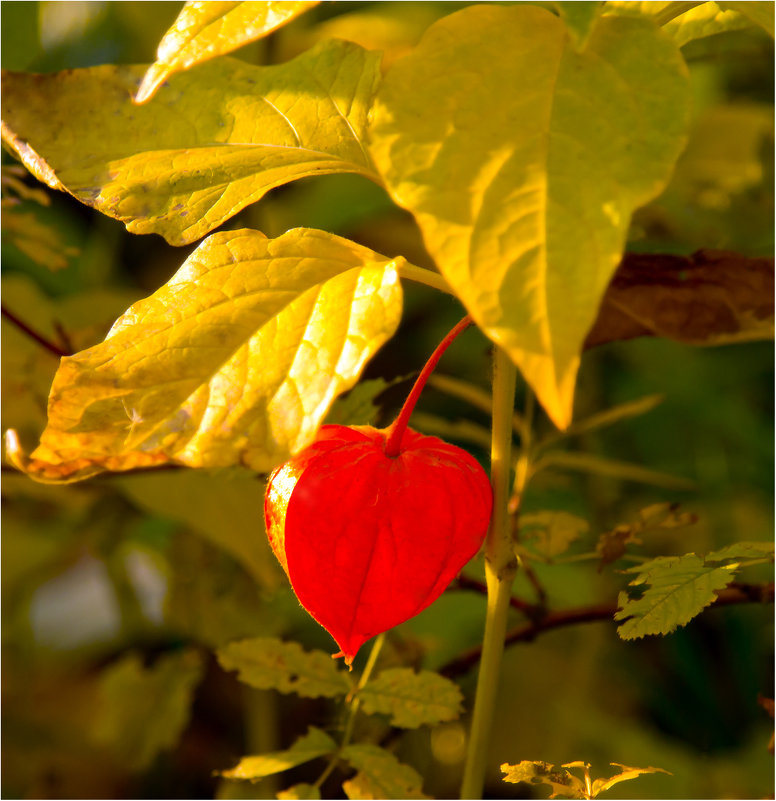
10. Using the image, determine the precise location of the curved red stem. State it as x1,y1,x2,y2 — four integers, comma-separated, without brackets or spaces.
384,314,473,457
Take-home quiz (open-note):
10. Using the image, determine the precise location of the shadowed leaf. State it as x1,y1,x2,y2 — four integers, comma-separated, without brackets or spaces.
221,727,336,781
703,540,775,563
341,744,430,800
501,760,585,799
277,785,322,800
135,1,318,103
2,40,381,245
6,228,403,483
369,4,689,428
585,251,774,349
358,668,463,728
92,649,204,772
519,511,589,560
217,637,352,698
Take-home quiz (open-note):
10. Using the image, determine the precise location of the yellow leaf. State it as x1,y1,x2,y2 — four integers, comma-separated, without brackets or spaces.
135,1,319,104
369,5,689,428
1,40,381,246
6,228,403,483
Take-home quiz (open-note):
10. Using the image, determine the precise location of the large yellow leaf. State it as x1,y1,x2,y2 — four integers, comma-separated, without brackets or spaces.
135,1,319,104
5,228,403,483
1,40,381,245
368,5,689,428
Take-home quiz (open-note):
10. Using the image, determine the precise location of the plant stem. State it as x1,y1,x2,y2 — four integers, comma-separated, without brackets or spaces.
384,315,472,456
1,304,71,358
460,346,518,799
397,262,454,295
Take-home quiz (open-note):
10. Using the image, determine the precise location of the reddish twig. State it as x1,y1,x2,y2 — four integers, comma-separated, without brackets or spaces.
1,304,71,358
440,581,774,679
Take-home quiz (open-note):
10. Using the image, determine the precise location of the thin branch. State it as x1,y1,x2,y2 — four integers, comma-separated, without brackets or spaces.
440,582,774,680
1,304,71,358
451,575,538,615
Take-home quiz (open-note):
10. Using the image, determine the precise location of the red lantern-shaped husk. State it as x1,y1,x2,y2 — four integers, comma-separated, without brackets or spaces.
265,423,492,665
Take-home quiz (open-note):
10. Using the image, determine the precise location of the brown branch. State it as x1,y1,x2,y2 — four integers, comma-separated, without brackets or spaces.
1,304,71,358
440,581,774,680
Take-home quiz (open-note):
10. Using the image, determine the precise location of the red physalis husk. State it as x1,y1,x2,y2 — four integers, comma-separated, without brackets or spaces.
265,423,492,665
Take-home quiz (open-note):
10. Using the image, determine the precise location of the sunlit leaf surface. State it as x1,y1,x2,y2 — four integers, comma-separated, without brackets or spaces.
2,40,381,245
6,228,403,482
221,726,336,780
369,4,689,428
341,744,430,800
135,1,319,103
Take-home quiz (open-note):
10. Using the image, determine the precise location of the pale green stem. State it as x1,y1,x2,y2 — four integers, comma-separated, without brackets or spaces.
314,634,385,790
460,347,518,799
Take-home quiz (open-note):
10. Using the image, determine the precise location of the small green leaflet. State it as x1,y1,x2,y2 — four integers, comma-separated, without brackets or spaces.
217,637,352,698
519,511,589,560
614,541,773,640
357,668,463,728
340,744,430,800
221,727,336,781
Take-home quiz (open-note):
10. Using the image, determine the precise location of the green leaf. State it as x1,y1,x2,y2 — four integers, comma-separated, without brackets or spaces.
663,2,755,46
117,470,280,589
221,727,336,781
553,1,603,48
217,637,352,698
591,763,671,796
340,744,430,800
358,668,463,728
135,1,319,103
615,554,738,639
369,4,689,428
2,40,381,245
501,760,585,799
718,1,774,36
703,540,775,564
324,376,406,427
92,649,204,772
277,785,322,800
519,511,589,559
603,2,703,27
7,228,403,483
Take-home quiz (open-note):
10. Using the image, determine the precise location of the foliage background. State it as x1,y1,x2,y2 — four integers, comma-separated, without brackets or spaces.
1,2,773,799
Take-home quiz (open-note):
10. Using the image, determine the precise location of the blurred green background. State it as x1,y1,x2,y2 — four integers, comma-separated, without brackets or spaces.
2,2,773,799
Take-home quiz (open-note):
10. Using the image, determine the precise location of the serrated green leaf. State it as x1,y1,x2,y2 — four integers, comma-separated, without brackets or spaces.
520,511,589,559
703,540,775,564
324,376,406,427
217,637,352,698
501,760,585,799
6,228,402,483
222,727,336,781
136,1,319,103
92,649,204,772
369,4,689,428
358,668,462,728
277,784,321,800
341,744,429,800
2,40,381,245
616,554,738,639
591,763,671,796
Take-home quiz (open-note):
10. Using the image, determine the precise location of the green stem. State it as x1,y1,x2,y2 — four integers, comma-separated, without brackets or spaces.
314,634,385,791
460,347,518,799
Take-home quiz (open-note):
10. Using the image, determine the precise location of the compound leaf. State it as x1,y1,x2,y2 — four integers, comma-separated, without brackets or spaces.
92,649,204,772
135,1,319,103
2,40,381,245
217,637,352,698
6,228,402,483
358,668,462,728
221,727,336,781
615,554,737,639
369,4,689,428
341,744,430,800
